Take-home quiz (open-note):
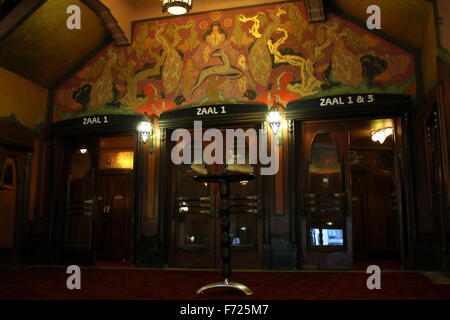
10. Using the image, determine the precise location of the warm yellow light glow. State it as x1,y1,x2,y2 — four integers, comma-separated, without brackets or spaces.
371,127,393,144
79,148,88,154
100,151,134,169
137,121,153,143
268,110,282,135
168,6,187,15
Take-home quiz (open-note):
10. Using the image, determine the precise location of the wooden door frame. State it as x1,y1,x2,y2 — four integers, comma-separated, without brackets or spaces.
54,135,100,265
163,123,265,268
0,148,31,265
295,120,353,269
158,106,270,269
290,115,413,269
286,94,414,269
49,116,140,265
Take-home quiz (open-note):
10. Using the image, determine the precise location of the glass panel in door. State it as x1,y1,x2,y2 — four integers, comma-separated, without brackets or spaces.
308,133,345,248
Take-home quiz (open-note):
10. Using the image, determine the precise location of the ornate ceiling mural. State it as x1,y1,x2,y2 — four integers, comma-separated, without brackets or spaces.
54,1,416,122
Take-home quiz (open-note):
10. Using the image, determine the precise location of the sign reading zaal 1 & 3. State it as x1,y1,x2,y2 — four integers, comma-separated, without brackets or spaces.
320,94,375,106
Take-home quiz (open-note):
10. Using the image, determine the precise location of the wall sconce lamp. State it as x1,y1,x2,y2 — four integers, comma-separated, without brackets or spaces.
267,102,283,136
137,120,153,144
79,148,88,154
267,102,285,146
371,127,393,144
162,0,193,15
137,113,157,153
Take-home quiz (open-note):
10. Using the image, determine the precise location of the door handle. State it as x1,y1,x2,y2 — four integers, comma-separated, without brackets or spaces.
103,205,112,222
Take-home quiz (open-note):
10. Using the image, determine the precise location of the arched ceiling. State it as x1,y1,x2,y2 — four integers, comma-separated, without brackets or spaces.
332,0,433,49
0,0,434,89
0,0,109,88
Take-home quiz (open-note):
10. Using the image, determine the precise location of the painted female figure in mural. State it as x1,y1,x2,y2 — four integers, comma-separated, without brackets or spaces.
204,22,227,47
187,21,244,104
88,48,119,109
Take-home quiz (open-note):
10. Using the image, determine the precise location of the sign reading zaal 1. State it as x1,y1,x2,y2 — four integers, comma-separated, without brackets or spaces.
320,94,375,106
82,115,109,125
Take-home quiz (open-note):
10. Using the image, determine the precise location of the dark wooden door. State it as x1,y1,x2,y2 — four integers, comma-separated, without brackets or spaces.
168,126,263,269
62,137,99,265
298,121,353,269
0,147,27,265
351,169,397,260
0,155,17,250
96,170,133,261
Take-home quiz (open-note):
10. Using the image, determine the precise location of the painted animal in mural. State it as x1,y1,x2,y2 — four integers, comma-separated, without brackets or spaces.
191,48,243,93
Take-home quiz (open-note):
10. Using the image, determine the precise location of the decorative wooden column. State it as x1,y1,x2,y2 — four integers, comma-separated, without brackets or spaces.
194,173,254,296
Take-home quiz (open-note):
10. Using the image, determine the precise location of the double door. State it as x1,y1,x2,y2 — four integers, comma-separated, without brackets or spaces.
298,121,353,269
297,119,405,269
60,135,134,264
168,127,264,269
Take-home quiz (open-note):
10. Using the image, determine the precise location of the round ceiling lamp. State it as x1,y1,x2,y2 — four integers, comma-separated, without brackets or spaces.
162,0,192,15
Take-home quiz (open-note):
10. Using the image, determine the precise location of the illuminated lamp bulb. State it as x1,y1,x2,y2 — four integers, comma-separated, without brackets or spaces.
371,127,393,144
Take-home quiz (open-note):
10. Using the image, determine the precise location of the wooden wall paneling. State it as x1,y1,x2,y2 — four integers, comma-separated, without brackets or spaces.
257,121,269,268
28,138,43,221
152,120,161,232
48,137,61,263
0,154,17,250
436,59,450,270
288,120,298,246
393,117,406,268
263,122,272,244
133,134,144,264
436,59,450,207
38,139,48,221
275,141,284,215
0,148,27,264
400,112,417,267
14,152,26,262
158,128,168,265
18,151,32,263
275,122,289,217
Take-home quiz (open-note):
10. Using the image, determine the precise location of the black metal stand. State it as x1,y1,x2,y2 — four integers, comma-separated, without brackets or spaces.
194,173,254,296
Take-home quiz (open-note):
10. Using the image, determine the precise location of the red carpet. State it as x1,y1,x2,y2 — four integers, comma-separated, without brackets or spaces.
0,267,449,300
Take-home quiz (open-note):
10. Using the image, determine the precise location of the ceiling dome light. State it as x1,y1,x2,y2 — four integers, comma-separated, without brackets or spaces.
162,0,192,15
